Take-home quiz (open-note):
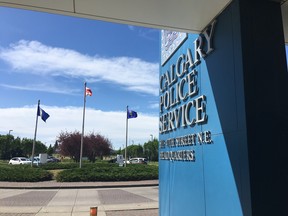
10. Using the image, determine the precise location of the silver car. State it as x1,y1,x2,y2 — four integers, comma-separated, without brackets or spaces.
129,157,148,164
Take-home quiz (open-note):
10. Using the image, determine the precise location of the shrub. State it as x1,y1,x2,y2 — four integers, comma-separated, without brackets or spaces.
0,165,53,182
40,162,79,170
0,162,158,182
40,161,114,170
56,164,158,182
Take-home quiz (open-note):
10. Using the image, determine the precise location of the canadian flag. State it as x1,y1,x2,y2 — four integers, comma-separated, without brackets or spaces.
86,87,92,96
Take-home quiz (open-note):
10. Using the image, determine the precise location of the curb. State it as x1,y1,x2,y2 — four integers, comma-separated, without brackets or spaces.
0,180,159,190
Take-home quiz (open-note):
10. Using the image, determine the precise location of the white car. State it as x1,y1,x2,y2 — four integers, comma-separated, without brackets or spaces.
28,157,41,165
8,157,31,165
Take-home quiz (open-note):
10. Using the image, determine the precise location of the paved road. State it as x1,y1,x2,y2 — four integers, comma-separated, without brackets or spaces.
0,186,159,216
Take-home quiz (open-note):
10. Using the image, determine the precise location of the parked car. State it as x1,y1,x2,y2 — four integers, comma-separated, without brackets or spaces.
108,158,117,163
129,157,148,164
8,157,31,165
28,157,41,165
47,156,60,163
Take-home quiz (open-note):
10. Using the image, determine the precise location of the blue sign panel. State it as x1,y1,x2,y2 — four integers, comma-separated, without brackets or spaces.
159,8,251,215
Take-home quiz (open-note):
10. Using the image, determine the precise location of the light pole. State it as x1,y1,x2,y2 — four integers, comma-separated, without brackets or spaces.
8,130,13,135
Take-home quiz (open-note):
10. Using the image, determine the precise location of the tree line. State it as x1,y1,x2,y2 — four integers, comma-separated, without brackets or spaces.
0,134,47,160
0,131,159,162
116,138,159,161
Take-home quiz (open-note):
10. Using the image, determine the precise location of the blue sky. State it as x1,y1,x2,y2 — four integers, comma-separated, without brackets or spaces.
0,7,160,149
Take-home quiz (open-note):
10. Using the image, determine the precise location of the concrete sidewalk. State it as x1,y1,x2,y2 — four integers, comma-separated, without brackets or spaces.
0,180,159,216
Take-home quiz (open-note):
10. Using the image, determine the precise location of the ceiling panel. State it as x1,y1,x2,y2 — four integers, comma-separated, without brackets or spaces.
0,0,74,13
74,0,231,33
0,0,286,43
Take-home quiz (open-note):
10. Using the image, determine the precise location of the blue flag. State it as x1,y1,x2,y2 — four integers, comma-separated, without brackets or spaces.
37,106,50,122
127,109,137,119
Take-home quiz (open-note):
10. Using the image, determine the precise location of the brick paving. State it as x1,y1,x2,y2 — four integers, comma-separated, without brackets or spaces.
98,189,153,205
106,209,158,216
0,191,57,206
0,181,159,216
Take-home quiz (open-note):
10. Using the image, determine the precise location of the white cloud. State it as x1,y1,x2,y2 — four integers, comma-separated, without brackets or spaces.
0,40,159,96
0,106,158,149
0,83,80,95
148,102,159,109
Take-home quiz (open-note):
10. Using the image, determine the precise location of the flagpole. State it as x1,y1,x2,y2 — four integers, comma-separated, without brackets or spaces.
125,106,128,167
31,100,40,167
80,82,87,168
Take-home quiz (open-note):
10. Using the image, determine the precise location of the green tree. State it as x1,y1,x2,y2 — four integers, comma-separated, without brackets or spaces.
53,140,59,153
0,134,13,160
115,147,122,155
143,139,159,161
0,135,47,159
126,144,143,159
10,137,23,157
21,138,47,157
47,144,54,155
